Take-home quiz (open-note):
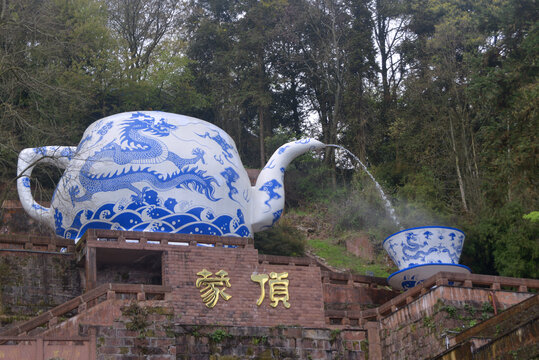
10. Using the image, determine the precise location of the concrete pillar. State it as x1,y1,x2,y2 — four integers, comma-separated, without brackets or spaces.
35,338,44,360
85,246,97,291
366,321,382,360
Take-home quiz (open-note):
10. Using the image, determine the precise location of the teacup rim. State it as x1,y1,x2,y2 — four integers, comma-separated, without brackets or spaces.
387,263,471,282
383,226,465,247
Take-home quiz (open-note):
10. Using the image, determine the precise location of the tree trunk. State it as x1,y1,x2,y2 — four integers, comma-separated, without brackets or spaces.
449,117,468,212
259,107,265,168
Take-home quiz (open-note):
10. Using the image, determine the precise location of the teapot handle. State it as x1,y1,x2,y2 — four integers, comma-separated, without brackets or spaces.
17,146,76,223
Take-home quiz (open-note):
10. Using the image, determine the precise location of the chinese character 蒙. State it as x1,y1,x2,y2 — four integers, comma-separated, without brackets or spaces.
196,269,232,308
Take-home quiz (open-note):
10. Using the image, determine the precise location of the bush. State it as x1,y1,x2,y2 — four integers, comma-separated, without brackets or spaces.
254,218,306,257
461,202,539,278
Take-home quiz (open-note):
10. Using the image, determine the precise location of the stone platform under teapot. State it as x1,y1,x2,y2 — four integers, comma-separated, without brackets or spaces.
17,111,324,241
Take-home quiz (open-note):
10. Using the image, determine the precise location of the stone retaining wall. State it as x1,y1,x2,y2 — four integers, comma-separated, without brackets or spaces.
0,251,81,325
78,301,367,360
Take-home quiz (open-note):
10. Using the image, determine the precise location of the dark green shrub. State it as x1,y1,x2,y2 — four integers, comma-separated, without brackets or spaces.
254,218,306,257
461,202,539,278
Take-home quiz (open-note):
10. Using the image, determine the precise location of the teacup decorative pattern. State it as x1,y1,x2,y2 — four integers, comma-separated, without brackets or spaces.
17,111,325,242
383,226,465,269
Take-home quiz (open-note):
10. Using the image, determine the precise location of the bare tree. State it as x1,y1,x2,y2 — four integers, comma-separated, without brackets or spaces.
299,0,351,184
107,0,182,79
370,0,409,124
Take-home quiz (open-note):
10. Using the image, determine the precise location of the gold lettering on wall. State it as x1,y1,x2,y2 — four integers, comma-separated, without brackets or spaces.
251,274,269,305
196,269,232,308
251,272,290,308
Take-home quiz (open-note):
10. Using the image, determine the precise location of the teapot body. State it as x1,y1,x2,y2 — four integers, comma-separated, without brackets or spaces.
39,111,253,241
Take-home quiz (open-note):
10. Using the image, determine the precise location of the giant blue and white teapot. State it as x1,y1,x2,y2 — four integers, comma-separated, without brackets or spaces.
17,111,324,241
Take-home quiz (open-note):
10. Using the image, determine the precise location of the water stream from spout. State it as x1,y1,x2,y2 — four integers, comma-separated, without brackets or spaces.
326,144,401,228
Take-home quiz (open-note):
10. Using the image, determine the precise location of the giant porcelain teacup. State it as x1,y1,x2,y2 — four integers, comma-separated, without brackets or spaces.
17,111,325,241
383,226,470,290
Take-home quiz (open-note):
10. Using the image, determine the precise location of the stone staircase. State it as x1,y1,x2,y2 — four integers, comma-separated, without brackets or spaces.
0,283,171,338
434,293,539,359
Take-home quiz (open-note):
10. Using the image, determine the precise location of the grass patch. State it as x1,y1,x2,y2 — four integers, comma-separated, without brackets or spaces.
308,238,390,277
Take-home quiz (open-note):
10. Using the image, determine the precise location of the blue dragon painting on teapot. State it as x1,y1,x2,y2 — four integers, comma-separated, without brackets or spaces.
17,111,325,242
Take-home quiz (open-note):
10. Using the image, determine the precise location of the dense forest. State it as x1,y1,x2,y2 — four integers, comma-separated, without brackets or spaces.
0,0,537,277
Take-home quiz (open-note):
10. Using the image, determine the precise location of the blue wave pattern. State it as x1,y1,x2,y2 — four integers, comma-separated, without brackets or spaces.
56,189,250,240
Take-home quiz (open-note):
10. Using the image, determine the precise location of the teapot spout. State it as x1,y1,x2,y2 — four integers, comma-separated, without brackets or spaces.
251,139,325,232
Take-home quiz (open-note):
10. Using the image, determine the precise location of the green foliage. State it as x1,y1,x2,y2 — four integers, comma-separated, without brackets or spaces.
360,339,369,356
523,212,539,223
123,303,149,333
422,316,436,331
395,168,452,218
329,329,341,343
461,202,539,278
326,174,399,237
307,238,390,277
208,328,231,343
481,302,494,314
464,304,476,317
284,155,336,206
254,218,306,257
442,305,457,319
251,336,268,345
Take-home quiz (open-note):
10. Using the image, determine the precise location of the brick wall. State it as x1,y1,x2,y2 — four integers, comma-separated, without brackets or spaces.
0,228,396,331
163,246,327,327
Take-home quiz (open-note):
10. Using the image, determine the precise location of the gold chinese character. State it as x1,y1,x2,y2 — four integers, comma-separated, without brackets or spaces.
251,272,290,308
196,269,232,308
251,273,269,306
269,272,290,308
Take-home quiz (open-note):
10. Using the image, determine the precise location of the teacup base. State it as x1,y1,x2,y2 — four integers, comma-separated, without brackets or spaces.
387,263,471,291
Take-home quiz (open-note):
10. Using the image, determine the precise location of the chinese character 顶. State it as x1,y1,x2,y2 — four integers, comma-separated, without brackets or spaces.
251,272,290,308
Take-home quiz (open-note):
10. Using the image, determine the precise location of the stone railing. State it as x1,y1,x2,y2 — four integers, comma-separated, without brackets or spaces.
0,283,171,338
321,271,389,288
362,271,539,322
451,292,538,347
322,271,395,327
0,334,96,360
77,228,254,251
0,233,75,253
258,254,316,266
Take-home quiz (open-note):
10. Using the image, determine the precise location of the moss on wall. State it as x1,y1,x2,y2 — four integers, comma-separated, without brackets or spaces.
0,252,81,321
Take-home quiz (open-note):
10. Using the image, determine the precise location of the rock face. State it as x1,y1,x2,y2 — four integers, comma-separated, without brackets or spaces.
345,233,374,259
